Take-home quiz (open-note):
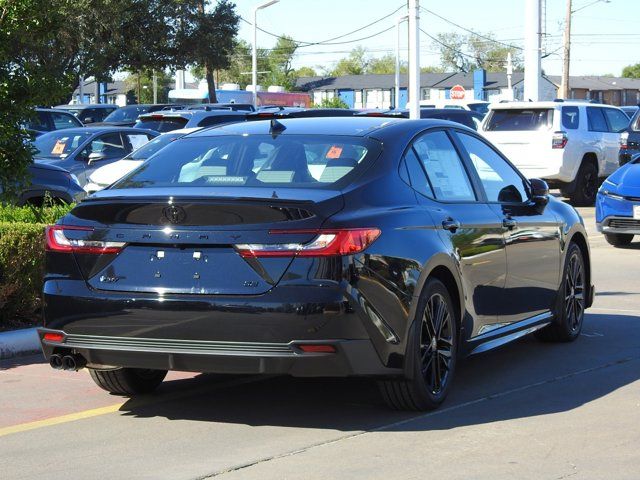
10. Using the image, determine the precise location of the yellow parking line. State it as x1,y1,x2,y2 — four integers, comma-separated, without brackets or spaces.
0,403,124,438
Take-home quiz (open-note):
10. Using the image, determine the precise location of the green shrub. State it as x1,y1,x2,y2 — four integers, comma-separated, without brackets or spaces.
0,203,74,224
0,222,47,329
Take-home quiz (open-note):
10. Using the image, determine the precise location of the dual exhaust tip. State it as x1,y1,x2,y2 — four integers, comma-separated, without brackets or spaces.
49,353,86,371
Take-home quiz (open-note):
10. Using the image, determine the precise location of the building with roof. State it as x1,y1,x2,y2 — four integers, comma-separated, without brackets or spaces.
295,70,640,109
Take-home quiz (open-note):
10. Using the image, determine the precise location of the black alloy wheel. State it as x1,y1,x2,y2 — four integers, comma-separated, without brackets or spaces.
570,162,598,206
420,292,455,395
536,242,586,342
379,278,457,410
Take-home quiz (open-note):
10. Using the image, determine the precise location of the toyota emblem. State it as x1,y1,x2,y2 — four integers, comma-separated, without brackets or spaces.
162,205,187,224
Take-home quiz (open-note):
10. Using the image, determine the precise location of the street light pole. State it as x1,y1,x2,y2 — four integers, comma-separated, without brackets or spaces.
408,0,420,120
395,14,408,110
253,0,279,108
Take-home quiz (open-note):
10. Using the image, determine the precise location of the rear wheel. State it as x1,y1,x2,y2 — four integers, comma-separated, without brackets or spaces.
536,243,586,342
378,278,457,411
89,368,167,395
604,233,633,247
569,162,598,206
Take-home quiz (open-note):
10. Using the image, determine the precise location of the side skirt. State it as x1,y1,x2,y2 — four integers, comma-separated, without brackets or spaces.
466,311,553,356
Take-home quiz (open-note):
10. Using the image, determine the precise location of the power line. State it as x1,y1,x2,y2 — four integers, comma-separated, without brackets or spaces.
239,3,405,48
420,7,523,50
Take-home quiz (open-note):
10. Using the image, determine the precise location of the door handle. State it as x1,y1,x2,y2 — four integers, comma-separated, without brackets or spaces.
502,217,518,230
442,218,461,232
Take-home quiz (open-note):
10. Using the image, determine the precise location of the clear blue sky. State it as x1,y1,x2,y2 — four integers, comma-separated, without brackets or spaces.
233,0,640,76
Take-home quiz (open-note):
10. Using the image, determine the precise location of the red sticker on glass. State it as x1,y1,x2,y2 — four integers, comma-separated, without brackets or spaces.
326,146,343,159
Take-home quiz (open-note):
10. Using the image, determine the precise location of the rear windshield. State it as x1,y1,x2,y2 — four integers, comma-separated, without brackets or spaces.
485,109,554,131
134,117,188,133
113,135,381,190
104,106,149,122
128,133,184,160
467,103,489,115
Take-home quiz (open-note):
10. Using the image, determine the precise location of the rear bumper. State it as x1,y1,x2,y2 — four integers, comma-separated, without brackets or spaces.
39,329,399,377
41,278,403,377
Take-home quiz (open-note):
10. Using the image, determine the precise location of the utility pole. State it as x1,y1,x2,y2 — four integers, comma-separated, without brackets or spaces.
524,0,542,101
253,0,279,108
559,0,572,99
408,0,420,119
507,52,513,100
395,14,408,110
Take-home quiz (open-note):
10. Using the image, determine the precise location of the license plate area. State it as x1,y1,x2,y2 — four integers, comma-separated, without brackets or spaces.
634,205,640,219
87,246,291,295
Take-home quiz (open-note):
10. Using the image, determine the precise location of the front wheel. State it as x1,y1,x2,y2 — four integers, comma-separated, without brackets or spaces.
89,368,167,395
536,243,586,342
604,233,633,247
378,278,457,411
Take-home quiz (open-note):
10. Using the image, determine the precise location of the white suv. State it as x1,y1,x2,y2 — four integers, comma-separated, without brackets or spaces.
481,101,629,205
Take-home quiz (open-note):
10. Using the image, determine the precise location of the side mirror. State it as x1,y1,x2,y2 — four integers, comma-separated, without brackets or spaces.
529,178,549,209
83,117,94,124
87,151,107,164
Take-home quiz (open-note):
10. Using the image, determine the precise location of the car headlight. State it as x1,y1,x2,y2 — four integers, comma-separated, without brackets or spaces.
600,189,625,201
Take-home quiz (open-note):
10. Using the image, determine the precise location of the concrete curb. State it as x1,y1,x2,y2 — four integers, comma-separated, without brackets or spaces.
0,327,40,360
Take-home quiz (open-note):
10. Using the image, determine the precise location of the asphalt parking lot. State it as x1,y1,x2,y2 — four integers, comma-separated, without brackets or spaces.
1,204,639,480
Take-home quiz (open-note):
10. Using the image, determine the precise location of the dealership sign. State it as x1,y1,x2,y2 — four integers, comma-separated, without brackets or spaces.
450,84,466,100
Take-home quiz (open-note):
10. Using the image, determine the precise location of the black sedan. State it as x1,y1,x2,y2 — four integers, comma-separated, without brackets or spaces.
39,117,593,410
92,104,182,127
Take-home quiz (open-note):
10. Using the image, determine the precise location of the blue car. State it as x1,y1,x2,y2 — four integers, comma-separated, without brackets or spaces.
596,154,640,246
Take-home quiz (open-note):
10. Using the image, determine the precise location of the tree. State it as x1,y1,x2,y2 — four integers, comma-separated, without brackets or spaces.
367,54,406,75
622,63,640,78
124,70,173,103
174,0,240,103
433,32,522,73
314,97,349,109
266,36,298,90
295,66,317,78
331,47,369,76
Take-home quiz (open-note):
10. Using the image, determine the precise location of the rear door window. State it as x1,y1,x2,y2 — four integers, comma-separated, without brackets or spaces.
80,133,126,160
587,107,609,132
561,106,580,130
197,115,246,127
411,130,476,202
135,117,188,133
485,109,553,131
603,108,629,133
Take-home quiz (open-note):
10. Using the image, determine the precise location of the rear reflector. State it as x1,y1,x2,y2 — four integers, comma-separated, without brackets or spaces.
45,225,125,255
297,344,336,353
235,228,381,258
43,332,64,343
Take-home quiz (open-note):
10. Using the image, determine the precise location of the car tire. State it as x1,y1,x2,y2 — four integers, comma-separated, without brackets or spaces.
378,278,458,411
569,162,598,206
604,233,633,247
89,368,167,395
536,243,586,342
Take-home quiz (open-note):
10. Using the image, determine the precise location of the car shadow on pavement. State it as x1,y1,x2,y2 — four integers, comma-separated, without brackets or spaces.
117,313,640,432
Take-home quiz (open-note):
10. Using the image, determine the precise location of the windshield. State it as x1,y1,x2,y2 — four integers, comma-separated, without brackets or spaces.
33,131,93,158
128,133,184,160
134,117,188,133
484,109,554,131
467,103,489,115
104,106,149,122
113,135,380,190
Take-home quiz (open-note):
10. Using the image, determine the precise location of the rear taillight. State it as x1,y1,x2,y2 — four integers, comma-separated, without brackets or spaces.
552,131,568,149
43,332,64,343
235,228,381,258
620,131,629,150
45,225,125,255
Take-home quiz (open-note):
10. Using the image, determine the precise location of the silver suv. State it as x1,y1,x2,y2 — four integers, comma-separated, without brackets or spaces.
481,101,629,205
